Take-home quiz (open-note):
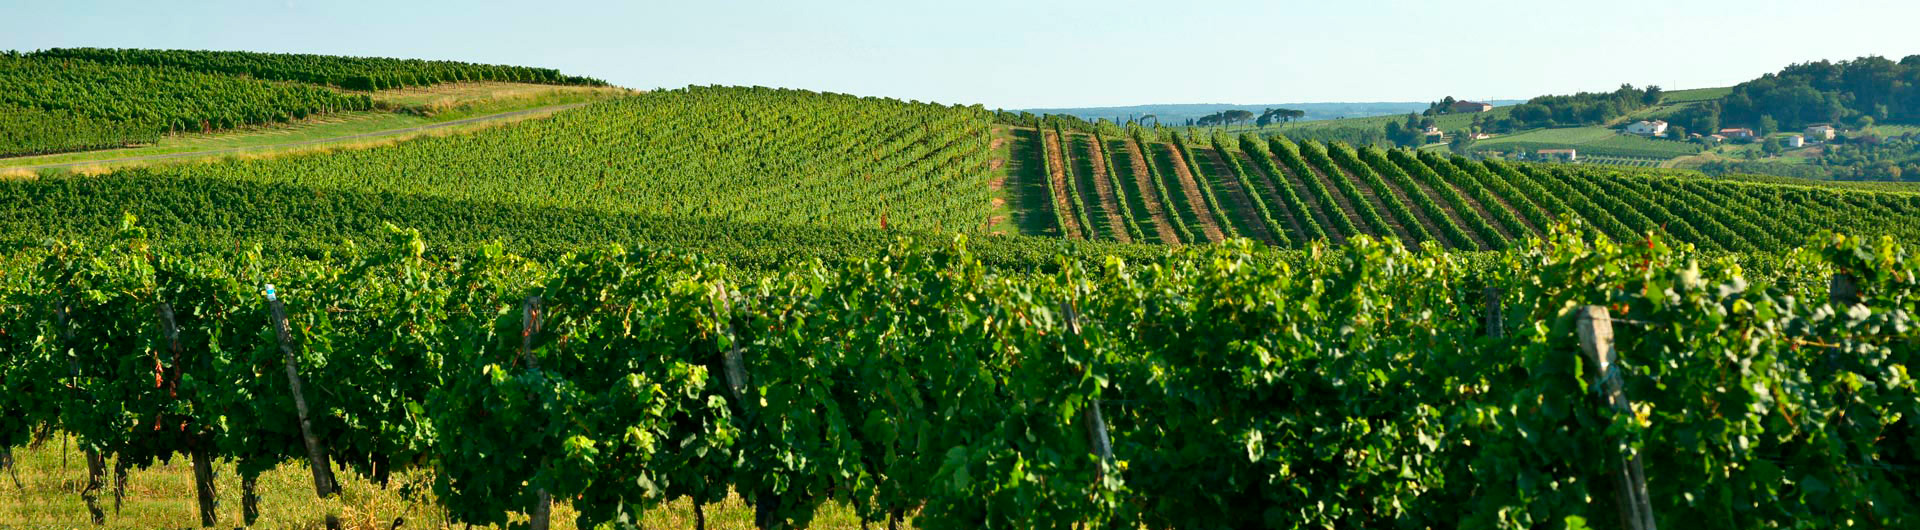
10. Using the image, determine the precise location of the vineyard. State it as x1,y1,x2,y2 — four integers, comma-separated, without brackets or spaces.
1471,126,1704,159
1010,124,1920,252
0,220,1913,528
4,48,1920,528
0,107,160,158
0,54,373,157
0,49,605,158
30,48,608,91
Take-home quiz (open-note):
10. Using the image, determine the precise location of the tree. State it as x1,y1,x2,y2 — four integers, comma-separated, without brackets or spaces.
1762,136,1784,156
1668,124,1687,140
1448,130,1475,155
1225,109,1255,128
1758,115,1779,137
1854,114,1876,130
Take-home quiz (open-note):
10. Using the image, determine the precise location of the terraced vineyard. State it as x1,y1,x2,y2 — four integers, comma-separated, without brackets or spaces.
1010,126,1920,251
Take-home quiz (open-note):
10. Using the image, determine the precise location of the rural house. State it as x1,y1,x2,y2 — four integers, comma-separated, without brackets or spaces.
1625,120,1669,136
1536,148,1578,162
1719,128,1756,139
1806,125,1836,140
1787,135,1806,148
1450,100,1494,113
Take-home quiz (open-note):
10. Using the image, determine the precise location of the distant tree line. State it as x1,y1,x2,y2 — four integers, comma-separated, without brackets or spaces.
1671,55,1920,134
1489,85,1663,131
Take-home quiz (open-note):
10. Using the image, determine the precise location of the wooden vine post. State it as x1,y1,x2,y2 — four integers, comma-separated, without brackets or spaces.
1059,300,1114,473
56,301,108,525
1483,287,1504,338
1575,306,1656,530
1829,273,1860,307
157,301,218,527
520,295,553,530
718,290,772,530
266,284,338,499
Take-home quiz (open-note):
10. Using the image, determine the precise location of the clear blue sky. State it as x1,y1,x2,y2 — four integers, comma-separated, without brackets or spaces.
4,0,1915,109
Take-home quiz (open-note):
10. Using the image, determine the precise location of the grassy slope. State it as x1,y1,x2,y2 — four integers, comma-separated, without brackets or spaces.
1473,126,1701,158
0,83,627,170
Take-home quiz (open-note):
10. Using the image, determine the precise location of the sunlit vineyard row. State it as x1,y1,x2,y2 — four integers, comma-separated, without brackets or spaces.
1024,125,1920,251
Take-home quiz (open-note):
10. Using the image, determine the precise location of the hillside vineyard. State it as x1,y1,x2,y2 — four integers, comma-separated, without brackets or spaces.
31,47,609,91
5,63,1920,529
1019,122,1920,250
1,222,1913,528
9,86,1920,259
112,86,997,233
0,53,374,156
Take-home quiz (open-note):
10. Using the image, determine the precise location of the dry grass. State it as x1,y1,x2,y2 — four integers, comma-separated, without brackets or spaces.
1,436,892,529
370,82,633,117
6,107,574,178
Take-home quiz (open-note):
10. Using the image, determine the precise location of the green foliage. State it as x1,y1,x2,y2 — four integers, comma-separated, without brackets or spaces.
0,106,159,157
0,54,371,154
3,222,1917,528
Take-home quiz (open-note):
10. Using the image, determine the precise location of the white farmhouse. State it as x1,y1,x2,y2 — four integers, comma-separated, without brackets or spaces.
1806,125,1836,141
1625,120,1669,137
1787,135,1806,148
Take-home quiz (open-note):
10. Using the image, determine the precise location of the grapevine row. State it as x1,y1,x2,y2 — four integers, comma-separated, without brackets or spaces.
1387,149,1505,249
1167,130,1239,239
1130,128,1198,244
1092,131,1148,242
1204,133,1293,247
3,223,1915,528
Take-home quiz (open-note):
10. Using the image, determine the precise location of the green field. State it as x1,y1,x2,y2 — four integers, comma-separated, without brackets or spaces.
1661,86,1733,102
1472,126,1703,158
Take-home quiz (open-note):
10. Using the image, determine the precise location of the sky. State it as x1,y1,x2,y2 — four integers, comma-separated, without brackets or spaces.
4,0,1917,109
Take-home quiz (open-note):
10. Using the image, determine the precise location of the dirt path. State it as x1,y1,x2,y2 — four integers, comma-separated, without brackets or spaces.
1125,138,1183,245
1197,149,1275,244
1042,130,1085,240
1083,135,1132,243
9,102,594,171
1161,142,1227,242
